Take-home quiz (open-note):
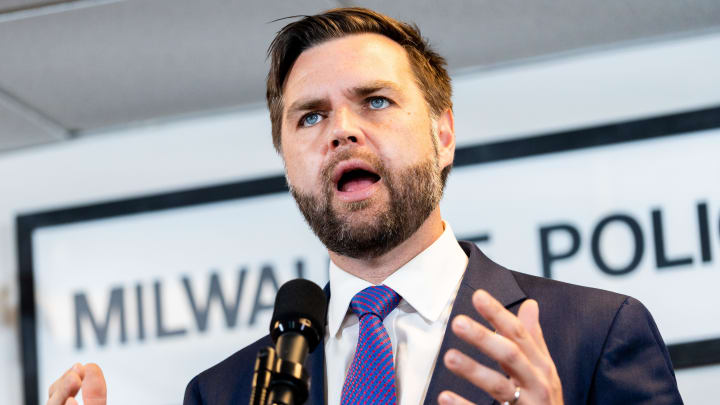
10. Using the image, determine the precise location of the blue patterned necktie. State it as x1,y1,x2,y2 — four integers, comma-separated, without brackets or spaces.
341,285,402,405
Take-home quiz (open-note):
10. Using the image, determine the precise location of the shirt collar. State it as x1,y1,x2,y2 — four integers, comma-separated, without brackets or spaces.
326,221,468,338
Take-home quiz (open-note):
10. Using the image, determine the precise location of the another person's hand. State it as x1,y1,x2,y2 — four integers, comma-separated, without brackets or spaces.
439,290,563,405
47,363,107,405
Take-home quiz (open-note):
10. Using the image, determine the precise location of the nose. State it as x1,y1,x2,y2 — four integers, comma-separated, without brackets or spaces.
329,107,364,150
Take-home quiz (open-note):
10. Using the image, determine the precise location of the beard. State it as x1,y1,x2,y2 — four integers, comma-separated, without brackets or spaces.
289,149,444,260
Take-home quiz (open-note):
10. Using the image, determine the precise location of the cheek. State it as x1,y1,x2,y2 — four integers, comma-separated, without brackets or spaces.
381,122,434,163
284,154,322,193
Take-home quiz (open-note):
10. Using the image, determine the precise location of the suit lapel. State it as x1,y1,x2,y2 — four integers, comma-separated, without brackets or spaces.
306,283,330,405
308,341,326,405
423,242,527,405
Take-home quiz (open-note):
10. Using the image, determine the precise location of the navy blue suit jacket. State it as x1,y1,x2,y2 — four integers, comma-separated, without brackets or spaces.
184,241,682,404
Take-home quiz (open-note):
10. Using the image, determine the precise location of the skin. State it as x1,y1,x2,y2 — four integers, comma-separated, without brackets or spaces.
47,32,563,405
440,293,563,405
46,363,105,405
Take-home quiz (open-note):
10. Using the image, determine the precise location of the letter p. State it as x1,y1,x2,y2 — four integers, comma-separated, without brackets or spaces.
539,223,581,279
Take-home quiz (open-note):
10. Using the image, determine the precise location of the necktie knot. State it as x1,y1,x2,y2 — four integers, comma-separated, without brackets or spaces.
350,285,401,320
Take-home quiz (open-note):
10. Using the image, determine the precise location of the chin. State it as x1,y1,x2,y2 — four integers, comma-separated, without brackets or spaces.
334,196,388,218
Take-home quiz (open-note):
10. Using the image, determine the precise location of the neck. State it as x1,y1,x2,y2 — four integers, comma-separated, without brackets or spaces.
328,208,445,284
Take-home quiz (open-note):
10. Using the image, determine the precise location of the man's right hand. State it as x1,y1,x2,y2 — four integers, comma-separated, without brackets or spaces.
47,363,107,405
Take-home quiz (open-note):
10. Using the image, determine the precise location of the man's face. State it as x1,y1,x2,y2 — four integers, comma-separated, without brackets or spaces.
280,33,450,259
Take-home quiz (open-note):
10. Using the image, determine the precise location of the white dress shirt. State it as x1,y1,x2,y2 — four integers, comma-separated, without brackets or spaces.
325,222,469,405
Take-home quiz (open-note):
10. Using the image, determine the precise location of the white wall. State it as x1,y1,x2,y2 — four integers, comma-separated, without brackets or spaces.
2,31,720,404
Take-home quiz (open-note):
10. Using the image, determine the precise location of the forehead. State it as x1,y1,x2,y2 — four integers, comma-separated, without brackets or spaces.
283,33,417,104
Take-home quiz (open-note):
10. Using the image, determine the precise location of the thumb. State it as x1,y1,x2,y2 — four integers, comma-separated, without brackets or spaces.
81,363,107,405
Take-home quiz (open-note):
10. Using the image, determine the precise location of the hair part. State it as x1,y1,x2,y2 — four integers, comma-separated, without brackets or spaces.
266,7,453,152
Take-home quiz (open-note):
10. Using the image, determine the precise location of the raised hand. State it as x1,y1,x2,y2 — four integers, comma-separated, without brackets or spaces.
47,363,107,405
439,290,563,405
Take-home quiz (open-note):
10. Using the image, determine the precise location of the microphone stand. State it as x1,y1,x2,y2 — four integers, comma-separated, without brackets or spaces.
249,347,276,405
249,344,310,405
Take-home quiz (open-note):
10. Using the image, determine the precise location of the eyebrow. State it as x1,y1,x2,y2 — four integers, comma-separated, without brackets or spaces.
348,80,402,98
285,80,402,119
286,98,330,119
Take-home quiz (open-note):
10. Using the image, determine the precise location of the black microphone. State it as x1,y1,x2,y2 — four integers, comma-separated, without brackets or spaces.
252,279,327,405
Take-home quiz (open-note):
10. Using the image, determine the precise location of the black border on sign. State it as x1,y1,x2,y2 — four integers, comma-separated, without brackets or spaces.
17,105,720,405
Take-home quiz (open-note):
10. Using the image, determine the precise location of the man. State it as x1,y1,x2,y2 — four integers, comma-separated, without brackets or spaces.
47,8,682,405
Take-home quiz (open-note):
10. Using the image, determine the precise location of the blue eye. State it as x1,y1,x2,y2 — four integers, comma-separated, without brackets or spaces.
369,97,390,109
301,113,323,127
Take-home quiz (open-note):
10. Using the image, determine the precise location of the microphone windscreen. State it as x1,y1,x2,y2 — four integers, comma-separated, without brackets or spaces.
270,278,327,346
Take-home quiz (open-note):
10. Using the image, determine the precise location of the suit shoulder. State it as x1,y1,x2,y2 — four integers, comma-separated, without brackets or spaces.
509,270,630,314
506,270,667,362
505,270,647,348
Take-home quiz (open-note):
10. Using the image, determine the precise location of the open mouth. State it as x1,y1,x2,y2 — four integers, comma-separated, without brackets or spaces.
332,160,382,195
336,168,381,192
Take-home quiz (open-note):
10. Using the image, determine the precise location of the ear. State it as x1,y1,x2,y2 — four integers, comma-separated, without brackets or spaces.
435,108,455,170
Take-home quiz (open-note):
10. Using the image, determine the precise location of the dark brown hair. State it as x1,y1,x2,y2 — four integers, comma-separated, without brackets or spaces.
266,7,453,152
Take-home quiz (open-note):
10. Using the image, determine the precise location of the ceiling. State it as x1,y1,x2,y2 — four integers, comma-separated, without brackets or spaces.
0,0,719,152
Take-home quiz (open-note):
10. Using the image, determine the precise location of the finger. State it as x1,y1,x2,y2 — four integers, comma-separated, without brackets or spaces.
451,314,537,387
64,398,78,405
438,390,476,405
472,290,543,360
48,364,84,398
46,367,82,405
81,363,107,405
517,299,550,357
443,348,516,403
518,299,560,381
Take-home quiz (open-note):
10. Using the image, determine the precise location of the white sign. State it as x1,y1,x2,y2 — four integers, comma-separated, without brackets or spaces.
24,124,720,404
